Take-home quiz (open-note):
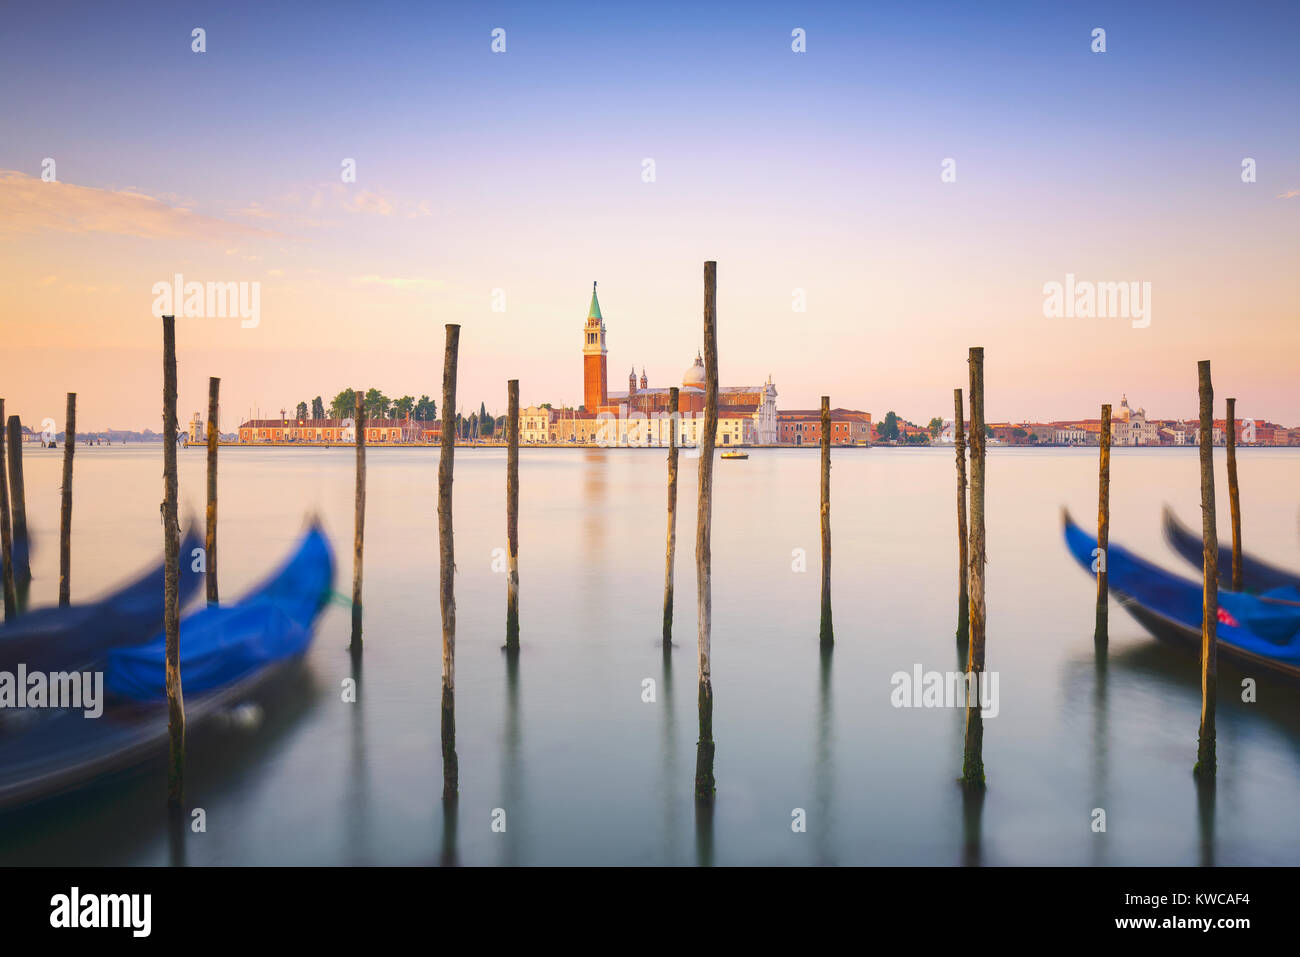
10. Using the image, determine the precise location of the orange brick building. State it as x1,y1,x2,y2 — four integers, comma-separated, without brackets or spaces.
778,409,872,445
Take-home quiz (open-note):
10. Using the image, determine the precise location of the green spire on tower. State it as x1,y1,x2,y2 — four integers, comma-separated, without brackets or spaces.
588,281,602,320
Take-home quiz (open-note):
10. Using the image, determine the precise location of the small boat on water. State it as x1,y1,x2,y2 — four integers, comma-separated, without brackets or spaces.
0,521,334,808
721,450,748,460
0,528,203,674
1063,511,1300,679
1162,505,1300,594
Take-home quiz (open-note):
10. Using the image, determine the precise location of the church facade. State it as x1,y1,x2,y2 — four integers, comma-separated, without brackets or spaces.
580,282,779,445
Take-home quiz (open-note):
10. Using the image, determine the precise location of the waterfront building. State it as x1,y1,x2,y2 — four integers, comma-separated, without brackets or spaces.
520,405,555,444
237,416,426,443
778,408,872,446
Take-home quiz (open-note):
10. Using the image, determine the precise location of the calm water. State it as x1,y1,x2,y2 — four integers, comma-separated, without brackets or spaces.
3,443,1300,865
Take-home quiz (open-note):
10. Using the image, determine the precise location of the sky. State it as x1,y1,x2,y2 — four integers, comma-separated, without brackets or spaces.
1,0,1297,431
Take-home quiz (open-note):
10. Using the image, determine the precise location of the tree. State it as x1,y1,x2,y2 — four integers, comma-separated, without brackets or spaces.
296,401,309,420
878,411,900,441
393,395,415,420
311,396,325,420
928,416,944,438
364,388,390,420
478,402,494,437
414,395,437,421
329,388,357,419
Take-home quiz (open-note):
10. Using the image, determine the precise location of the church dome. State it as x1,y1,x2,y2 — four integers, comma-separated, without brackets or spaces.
682,352,705,389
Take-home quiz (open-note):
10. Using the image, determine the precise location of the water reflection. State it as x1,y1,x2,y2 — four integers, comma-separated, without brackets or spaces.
814,642,834,865
344,644,370,864
960,785,985,866
439,796,459,867
661,647,678,855
500,648,522,866
694,796,714,867
1091,638,1109,866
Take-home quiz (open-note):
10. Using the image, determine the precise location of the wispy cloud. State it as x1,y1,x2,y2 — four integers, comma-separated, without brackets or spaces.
0,170,282,240
350,274,443,291
346,190,394,216
1278,188,1300,199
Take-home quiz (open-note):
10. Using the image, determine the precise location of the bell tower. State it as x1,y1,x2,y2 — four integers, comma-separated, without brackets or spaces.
582,281,608,411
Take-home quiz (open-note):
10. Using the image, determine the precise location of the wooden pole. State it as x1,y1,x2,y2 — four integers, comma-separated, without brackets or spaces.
1195,360,1218,778
694,261,718,802
439,325,461,800
351,390,366,649
1096,404,1111,643
58,393,75,607
1226,397,1242,592
162,316,185,807
205,377,220,605
962,347,987,790
505,379,520,651
663,386,680,650
819,395,833,646
6,415,30,586
954,389,969,644
0,401,15,620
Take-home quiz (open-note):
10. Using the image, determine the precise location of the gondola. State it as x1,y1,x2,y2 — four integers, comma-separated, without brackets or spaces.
1162,505,1300,594
0,521,333,808
0,528,203,674
1063,511,1300,680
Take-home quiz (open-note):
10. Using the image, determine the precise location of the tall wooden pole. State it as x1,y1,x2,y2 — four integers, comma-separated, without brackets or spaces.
439,324,461,800
1195,360,1218,778
162,316,185,807
5,416,30,587
1225,397,1242,592
0,401,15,620
505,379,520,652
694,262,718,802
205,377,220,605
1096,404,1111,643
954,389,968,644
663,386,680,649
962,347,987,790
819,396,833,646
58,393,75,607
351,390,366,649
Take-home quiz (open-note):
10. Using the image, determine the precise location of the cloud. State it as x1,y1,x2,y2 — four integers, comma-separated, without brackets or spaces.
1278,189,1300,199
0,170,282,241
351,275,443,291
346,190,394,216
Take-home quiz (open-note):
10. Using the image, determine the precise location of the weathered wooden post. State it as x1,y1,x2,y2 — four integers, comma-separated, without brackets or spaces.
954,389,969,645
59,393,76,607
505,379,520,652
1195,360,1218,778
439,325,461,800
962,347,987,790
0,401,15,620
819,396,833,646
6,415,30,587
1225,397,1242,592
694,261,718,802
663,386,680,650
205,377,220,605
162,316,185,806
351,390,366,649
1096,404,1111,643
